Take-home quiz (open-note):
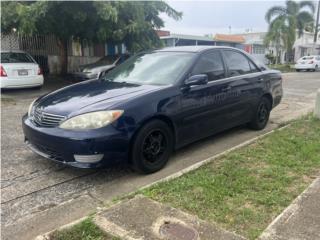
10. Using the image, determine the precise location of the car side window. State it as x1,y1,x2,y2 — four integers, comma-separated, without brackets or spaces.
223,50,253,76
191,51,225,81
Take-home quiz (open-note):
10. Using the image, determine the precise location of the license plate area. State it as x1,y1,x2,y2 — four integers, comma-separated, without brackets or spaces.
18,69,28,76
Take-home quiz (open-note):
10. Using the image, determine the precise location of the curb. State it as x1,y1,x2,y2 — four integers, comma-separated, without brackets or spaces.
138,124,291,192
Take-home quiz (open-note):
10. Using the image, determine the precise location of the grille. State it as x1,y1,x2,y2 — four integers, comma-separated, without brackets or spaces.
33,107,66,127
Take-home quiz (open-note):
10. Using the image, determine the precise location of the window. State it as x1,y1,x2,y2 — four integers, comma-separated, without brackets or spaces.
1,52,34,63
248,61,259,73
105,52,194,85
191,51,225,81
223,50,253,76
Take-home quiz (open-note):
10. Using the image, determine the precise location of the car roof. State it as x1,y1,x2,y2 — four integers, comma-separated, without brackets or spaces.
155,45,240,53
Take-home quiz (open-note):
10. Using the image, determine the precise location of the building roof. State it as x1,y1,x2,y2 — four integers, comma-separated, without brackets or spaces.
213,34,245,43
156,30,170,37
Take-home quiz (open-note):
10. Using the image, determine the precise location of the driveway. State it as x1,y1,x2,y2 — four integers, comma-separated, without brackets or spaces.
2,72,320,240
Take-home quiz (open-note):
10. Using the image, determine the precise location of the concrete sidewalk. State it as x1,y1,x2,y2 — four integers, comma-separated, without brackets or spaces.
260,177,320,240
95,195,245,240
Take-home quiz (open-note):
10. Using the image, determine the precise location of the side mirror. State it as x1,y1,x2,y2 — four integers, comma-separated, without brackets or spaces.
184,74,208,87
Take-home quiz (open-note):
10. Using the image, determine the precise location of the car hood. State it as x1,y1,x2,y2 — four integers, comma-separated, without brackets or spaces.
80,62,114,71
35,80,164,117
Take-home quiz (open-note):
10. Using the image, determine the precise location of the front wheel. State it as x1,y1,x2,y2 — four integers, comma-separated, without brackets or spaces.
249,97,271,130
131,120,174,174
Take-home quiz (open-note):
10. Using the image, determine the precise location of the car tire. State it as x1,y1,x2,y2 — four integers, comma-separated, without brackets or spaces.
296,69,300,72
131,120,174,174
249,97,271,130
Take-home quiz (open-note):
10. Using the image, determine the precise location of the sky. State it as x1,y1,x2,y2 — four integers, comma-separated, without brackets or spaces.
160,0,288,35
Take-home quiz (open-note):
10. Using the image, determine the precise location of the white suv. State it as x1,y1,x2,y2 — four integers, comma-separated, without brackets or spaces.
0,50,44,89
295,55,320,72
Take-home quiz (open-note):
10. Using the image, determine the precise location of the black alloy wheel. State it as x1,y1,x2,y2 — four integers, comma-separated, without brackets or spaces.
249,97,271,130
131,120,173,174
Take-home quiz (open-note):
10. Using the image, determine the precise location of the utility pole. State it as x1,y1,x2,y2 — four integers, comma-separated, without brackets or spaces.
314,0,320,43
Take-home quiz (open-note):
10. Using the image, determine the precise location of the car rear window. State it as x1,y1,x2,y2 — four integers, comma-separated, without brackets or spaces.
1,52,35,63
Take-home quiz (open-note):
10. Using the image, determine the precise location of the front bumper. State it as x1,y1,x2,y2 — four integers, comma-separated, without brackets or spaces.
22,114,130,168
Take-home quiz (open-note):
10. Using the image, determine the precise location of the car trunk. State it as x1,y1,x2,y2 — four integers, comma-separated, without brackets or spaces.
2,63,39,78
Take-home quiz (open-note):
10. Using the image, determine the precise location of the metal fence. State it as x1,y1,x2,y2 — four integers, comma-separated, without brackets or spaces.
1,33,61,74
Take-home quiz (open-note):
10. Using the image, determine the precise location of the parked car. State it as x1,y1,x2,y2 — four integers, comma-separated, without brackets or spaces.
294,55,320,72
22,46,282,173
0,50,44,89
72,54,130,81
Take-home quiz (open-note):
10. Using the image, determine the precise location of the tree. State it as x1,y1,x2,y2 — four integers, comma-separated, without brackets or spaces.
264,16,288,64
1,1,182,74
265,0,315,62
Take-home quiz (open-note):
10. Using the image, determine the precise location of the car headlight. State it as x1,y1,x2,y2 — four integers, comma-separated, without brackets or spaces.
59,110,124,130
28,99,36,117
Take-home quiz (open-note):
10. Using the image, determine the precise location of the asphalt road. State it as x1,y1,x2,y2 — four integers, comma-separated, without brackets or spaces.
1,72,320,240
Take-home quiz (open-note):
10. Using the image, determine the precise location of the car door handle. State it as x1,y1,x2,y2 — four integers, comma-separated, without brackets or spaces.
258,78,264,82
221,86,232,92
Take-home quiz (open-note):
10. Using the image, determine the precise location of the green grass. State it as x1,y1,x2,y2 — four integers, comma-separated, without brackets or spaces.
49,218,120,240
268,64,295,73
143,116,320,239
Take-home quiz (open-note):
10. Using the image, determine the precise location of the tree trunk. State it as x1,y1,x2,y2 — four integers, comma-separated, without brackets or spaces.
58,38,68,75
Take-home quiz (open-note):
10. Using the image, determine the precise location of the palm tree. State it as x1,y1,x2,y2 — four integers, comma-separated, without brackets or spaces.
265,0,315,62
264,17,288,64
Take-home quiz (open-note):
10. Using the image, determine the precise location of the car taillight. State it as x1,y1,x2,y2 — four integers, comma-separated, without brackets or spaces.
38,66,43,75
0,65,7,77
309,60,314,64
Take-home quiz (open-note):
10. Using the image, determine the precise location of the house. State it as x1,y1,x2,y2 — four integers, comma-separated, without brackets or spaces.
293,31,320,62
157,31,245,49
230,32,269,64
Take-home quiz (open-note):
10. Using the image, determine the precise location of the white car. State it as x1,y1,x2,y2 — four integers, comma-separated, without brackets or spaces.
0,50,44,89
294,55,320,72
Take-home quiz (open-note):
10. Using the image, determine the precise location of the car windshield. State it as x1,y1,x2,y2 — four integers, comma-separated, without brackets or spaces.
1,52,34,63
301,56,314,60
103,52,195,85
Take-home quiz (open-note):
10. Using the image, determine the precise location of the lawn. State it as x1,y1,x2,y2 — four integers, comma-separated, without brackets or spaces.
143,116,320,239
49,218,120,240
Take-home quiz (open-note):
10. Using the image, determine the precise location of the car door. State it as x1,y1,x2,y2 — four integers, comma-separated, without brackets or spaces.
177,50,233,146
221,49,263,125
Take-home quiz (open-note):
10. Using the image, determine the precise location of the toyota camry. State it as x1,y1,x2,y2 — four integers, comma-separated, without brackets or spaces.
22,46,282,173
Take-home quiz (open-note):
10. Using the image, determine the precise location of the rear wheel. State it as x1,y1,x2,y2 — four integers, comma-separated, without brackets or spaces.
296,69,301,72
249,97,271,130
131,120,174,174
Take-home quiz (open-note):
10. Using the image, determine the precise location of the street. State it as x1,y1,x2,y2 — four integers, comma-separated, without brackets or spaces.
1,72,320,240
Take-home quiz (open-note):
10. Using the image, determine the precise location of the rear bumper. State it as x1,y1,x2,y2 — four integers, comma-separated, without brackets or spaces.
22,114,130,168
0,75,44,89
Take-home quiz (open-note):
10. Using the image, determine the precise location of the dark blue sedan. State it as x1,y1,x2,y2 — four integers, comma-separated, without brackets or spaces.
22,46,283,173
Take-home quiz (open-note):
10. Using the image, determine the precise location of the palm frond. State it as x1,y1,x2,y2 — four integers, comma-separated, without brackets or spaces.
265,6,286,23
299,1,315,13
